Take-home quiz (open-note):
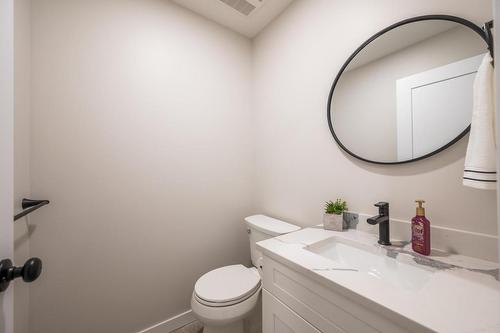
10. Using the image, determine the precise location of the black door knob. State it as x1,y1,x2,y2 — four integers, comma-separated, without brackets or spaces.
0,257,42,292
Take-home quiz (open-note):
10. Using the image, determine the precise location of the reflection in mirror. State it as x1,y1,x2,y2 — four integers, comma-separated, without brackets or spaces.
330,20,488,163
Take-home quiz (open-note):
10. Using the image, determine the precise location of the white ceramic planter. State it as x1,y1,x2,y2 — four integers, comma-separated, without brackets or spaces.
323,213,343,231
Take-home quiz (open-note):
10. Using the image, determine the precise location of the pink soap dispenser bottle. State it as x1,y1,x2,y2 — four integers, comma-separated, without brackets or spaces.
411,200,431,256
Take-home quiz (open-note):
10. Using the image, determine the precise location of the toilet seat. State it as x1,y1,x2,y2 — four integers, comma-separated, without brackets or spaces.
194,265,261,307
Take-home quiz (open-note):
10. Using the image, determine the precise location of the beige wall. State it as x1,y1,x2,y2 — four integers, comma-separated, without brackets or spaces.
29,1,254,332
253,0,497,244
18,1,499,332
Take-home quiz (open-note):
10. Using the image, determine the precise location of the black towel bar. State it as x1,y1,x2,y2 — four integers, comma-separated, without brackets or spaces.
14,198,50,221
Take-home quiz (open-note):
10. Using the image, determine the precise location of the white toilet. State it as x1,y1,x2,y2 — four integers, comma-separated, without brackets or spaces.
191,214,300,333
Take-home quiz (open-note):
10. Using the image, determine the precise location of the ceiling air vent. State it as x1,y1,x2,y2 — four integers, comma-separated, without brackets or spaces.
219,0,264,16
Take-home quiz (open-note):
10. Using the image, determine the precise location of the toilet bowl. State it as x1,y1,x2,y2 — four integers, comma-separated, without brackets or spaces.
191,215,300,333
191,265,261,333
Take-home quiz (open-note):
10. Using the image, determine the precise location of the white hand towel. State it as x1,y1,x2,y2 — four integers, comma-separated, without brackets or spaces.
463,53,496,190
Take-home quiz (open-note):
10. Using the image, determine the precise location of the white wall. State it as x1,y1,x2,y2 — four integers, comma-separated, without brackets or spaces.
20,1,499,332
253,0,497,256
29,0,254,332
13,1,31,333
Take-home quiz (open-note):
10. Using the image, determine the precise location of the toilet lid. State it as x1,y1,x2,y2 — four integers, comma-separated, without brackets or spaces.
194,265,261,304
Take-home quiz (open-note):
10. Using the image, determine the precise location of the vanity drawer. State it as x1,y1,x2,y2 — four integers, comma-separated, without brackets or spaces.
263,289,321,333
263,256,430,333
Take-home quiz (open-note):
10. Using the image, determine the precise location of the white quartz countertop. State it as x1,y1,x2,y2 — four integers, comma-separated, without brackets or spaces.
256,227,500,333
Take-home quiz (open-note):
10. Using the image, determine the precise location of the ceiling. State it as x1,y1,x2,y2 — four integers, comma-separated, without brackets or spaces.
171,0,294,38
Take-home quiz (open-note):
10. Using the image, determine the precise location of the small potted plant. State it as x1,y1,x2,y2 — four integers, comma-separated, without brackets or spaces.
323,199,348,231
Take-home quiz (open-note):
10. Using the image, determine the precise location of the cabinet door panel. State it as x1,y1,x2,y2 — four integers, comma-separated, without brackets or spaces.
263,290,321,333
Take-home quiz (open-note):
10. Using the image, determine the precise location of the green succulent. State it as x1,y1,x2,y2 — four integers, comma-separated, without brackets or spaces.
325,199,348,215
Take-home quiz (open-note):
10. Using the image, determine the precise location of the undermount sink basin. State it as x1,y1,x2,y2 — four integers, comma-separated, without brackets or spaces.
306,237,434,291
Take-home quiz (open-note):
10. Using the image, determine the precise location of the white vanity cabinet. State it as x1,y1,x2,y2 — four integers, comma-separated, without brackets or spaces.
258,228,500,333
261,256,432,333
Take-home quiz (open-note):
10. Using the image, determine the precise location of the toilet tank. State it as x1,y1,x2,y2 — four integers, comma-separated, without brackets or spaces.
245,215,300,269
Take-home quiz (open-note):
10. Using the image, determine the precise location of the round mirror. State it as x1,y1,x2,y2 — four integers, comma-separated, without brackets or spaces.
327,15,491,164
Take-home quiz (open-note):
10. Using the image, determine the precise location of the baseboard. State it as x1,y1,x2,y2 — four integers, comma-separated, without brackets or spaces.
137,310,196,333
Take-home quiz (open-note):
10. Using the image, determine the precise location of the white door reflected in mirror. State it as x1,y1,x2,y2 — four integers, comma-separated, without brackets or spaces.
396,53,483,161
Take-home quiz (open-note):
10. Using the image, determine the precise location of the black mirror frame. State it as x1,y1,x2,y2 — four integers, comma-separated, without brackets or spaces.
327,15,493,165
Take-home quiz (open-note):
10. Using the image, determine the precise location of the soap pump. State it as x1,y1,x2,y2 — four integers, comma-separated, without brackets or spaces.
411,200,431,256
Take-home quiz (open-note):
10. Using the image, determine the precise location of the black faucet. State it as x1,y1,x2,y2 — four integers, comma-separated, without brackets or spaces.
367,202,391,246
